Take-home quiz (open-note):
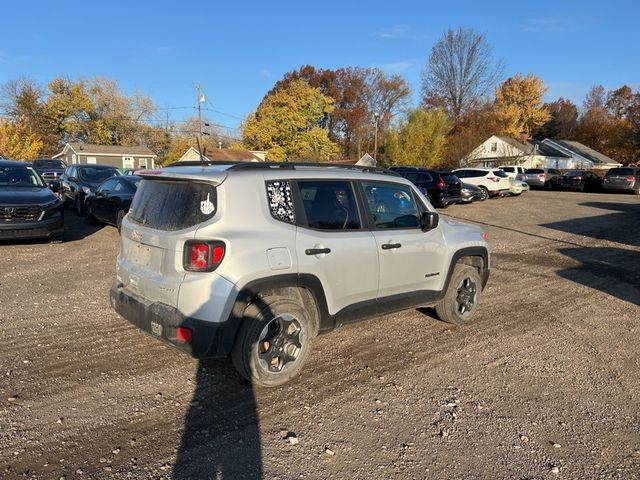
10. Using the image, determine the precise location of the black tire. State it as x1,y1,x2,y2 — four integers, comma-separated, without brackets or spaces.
544,181,554,191
116,210,126,234
477,187,489,201
231,295,316,387
75,196,85,216
435,263,483,325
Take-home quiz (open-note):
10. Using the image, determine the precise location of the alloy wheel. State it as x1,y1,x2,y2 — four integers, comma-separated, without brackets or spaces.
455,277,477,317
257,314,304,373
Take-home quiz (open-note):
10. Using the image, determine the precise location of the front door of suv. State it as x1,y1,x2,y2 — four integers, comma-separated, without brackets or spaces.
360,181,446,302
294,180,379,318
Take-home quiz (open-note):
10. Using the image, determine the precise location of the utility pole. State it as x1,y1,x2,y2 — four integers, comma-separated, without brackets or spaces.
373,112,380,160
197,82,204,163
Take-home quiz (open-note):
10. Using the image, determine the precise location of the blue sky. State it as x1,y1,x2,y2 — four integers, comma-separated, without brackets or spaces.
1,0,638,138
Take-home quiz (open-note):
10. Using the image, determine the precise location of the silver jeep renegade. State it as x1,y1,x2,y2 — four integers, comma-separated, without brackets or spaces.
110,162,490,387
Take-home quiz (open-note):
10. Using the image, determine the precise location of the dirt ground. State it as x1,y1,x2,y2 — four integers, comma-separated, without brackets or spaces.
1,190,639,480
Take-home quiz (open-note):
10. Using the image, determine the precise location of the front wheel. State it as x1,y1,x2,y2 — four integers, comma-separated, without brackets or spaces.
231,296,316,387
436,263,483,325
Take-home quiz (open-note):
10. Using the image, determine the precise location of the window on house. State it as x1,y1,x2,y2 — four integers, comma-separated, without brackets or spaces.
87,157,97,164
490,142,497,152
138,158,148,169
122,157,134,169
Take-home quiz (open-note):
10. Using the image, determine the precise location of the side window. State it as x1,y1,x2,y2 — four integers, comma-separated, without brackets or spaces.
113,180,126,193
454,170,466,178
66,166,76,178
362,182,420,230
297,180,361,230
266,180,296,224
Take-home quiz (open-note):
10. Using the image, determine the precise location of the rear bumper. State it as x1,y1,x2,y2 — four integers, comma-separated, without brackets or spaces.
0,216,64,240
602,183,635,192
110,282,240,358
525,179,545,187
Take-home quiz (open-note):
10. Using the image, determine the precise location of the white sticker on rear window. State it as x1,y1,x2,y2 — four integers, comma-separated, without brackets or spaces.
200,193,215,215
267,181,295,223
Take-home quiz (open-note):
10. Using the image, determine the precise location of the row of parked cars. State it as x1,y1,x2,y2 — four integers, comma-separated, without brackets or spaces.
0,156,639,243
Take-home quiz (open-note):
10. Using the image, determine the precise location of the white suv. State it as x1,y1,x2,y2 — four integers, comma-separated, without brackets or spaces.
498,165,526,180
453,168,512,200
110,162,490,386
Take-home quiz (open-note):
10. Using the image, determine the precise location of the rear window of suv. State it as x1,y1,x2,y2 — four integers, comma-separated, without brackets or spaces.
607,168,635,176
128,179,217,231
525,169,544,174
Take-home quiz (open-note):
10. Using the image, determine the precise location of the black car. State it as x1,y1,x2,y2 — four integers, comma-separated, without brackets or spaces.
60,164,121,216
389,166,462,207
32,158,67,185
557,170,602,192
86,175,142,232
0,159,64,242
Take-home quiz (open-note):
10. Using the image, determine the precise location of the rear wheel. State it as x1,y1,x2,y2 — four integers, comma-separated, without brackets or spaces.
231,295,316,387
436,263,483,325
477,187,489,201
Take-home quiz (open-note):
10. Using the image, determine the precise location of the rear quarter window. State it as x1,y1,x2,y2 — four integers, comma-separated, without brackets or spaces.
607,168,634,176
128,179,217,231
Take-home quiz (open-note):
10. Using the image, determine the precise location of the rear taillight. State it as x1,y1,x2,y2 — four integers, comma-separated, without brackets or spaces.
538,173,545,179
436,177,446,188
625,176,635,181
184,240,226,272
176,327,192,343
487,176,500,182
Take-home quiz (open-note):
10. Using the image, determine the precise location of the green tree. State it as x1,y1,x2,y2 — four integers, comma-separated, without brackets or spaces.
241,79,338,161
387,108,450,167
495,73,550,137
0,118,43,160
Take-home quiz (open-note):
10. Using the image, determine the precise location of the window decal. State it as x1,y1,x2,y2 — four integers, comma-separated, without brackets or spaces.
267,181,295,223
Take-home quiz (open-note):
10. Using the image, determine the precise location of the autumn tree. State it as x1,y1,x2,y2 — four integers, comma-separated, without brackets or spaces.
533,97,579,140
421,28,504,121
387,108,449,167
495,74,550,138
0,118,43,160
241,79,338,161
268,65,410,160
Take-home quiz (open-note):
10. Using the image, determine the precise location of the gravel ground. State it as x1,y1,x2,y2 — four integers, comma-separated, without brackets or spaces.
0,190,639,480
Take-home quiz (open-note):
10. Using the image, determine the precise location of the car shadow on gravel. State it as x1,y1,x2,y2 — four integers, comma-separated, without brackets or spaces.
541,201,640,247
62,211,105,242
172,360,262,479
556,247,640,306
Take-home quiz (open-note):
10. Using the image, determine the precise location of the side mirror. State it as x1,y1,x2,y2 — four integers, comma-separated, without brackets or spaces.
420,211,439,232
49,181,60,192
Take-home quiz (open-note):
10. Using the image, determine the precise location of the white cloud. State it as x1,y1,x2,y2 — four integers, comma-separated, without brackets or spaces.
523,17,572,33
376,24,429,40
259,68,272,79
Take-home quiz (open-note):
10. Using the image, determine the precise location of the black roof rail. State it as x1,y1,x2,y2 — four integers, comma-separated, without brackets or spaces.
226,161,400,177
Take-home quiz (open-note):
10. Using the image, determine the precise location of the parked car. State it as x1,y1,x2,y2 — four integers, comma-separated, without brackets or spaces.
452,168,511,200
110,162,490,387
122,168,146,176
459,183,483,203
0,159,64,242
602,167,640,194
498,165,527,180
60,164,121,216
557,170,602,192
509,179,530,196
32,158,67,185
523,168,562,189
388,167,462,208
86,175,142,232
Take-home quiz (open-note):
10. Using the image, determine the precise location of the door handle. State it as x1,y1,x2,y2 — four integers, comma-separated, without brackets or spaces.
305,248,331,255
381,243,402,250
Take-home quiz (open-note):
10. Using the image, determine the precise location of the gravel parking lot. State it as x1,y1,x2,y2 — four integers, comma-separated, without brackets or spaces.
1,190,639,479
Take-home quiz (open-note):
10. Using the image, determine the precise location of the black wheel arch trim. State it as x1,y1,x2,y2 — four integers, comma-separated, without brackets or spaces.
441,247,490,295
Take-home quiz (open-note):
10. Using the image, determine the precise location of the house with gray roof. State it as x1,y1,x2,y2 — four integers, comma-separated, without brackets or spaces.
541,139,622,170
53,143,157,170
463,135,621,170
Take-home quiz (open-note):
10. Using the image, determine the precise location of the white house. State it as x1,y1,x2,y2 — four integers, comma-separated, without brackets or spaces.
463,136,573,168
541,139,622,170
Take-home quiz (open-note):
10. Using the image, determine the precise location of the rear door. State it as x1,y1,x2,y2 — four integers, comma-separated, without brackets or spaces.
294,180,378,318
360,180,446,299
